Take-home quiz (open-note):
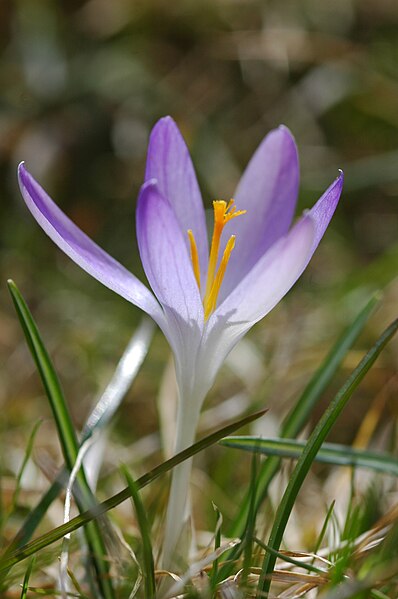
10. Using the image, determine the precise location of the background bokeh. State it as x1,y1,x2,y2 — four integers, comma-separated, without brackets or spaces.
1,0,397,526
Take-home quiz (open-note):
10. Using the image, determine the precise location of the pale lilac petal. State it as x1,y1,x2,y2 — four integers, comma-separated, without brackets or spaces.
18,163,164,326
145,117,208,276
220,126,299,300
215,171,343,326
214,215,315,326
136,180,204,327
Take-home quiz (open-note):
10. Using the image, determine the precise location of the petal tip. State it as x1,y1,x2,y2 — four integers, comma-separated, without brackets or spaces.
277,123,293,135
275,124,296,144
151,115,177,136
17,163,35,198
332,169,345,195
17,161,27,182
306,169,345,249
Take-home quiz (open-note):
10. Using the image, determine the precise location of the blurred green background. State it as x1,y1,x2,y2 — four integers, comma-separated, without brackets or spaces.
0,0,397,470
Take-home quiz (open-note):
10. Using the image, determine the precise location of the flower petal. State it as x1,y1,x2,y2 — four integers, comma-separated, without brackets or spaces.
145,117,208,276
220,126,299,300
308,170,344,252
214,216,314,329
136,179,204,327
216,171,344,326
201,172,344,382
18,163,164,326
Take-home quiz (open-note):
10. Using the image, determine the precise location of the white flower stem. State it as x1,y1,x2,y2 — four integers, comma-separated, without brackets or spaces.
161,395,201,570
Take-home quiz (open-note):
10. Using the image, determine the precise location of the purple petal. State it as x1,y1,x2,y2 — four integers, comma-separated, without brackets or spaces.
145,117,208,277
219,126,300,300
136,180,204,327
18,163,164,326
213,171,344,327
308,170,344,251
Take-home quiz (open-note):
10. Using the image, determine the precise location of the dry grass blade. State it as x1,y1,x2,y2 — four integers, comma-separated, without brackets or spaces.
162,539,241,599
249,567,329,585
277,581,319,598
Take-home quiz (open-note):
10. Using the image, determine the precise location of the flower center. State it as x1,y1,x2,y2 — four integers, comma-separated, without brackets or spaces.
188,199,246,320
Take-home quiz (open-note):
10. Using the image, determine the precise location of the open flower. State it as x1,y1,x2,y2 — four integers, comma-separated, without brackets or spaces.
18,116,343,564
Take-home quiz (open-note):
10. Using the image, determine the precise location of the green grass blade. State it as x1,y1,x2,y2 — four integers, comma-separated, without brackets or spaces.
0,408,266,574
220,437,398,477
280,293,379,437
122,465,156,598
7,280,114,599
371,590,391,599
11,420,42,516
253,537,325,575
9,317,153,557
7,475,63,555
257,317,398,597
217,295,380,582
230,294,380,539
20,556,35,599
242,450,260,590
313,500,335,556
8,280,79,467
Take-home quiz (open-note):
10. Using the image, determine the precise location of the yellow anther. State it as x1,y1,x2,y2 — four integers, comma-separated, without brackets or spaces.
188,229,201,289
204,235,236,320
187,198,246,319
213,199,245,226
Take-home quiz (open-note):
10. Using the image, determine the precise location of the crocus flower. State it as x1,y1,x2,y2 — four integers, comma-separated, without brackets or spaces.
18,116,343,565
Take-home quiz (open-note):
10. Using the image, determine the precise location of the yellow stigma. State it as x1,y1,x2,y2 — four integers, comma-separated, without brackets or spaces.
188,199,246,320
